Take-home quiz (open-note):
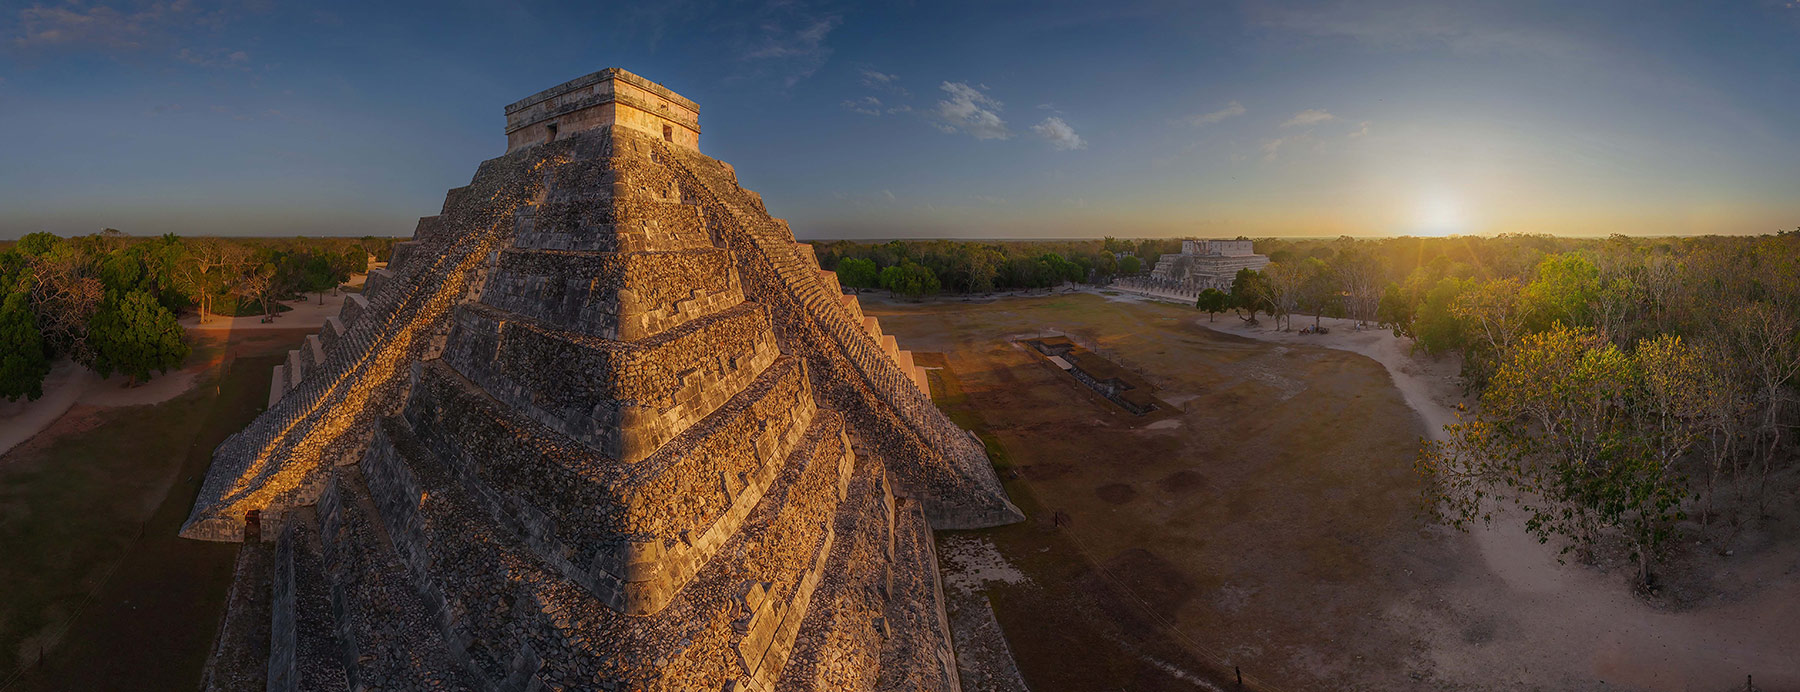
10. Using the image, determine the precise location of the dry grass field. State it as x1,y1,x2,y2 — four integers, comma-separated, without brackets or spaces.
0,329,312,691
870,292,1471,691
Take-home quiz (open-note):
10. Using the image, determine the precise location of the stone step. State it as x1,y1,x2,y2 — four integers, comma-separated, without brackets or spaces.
305,334,325,370
286,350,304,389
267,509,351,692
364,268,396,299
359,419,572,687
405,352,821,615
340,294,369,329
442,301,781,464
387,240,423,272
315,471,484,690
269,365,286,409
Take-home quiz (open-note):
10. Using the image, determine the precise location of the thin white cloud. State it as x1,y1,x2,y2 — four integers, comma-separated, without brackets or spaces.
1281,109,1335,127
13,1,260,67
859,68,906,96
1260,133,1316,161
176,47,251,69
1349,120,1372,138
15,3,161,49
742,13,841,87
842,96,883,116
933,81,1011,140
1031,116,1087,151
1183,100,1246,126
1250,2,1589,60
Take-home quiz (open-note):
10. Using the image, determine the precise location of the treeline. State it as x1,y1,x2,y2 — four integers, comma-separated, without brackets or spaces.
0,229,399,401
811,238,1180,299
1206,231,1800,586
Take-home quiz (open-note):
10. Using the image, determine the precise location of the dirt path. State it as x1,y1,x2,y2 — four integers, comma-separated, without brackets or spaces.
1193,309,1800,691
0,289,347,459
0,361,94,459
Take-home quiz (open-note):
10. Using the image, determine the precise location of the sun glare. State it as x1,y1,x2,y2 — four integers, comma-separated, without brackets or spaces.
1414,193,1467,236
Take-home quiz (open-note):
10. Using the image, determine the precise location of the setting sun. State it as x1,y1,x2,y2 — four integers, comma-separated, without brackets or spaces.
1414,192,1469,236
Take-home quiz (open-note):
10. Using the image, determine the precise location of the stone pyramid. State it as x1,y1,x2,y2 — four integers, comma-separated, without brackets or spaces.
188,68,1021,691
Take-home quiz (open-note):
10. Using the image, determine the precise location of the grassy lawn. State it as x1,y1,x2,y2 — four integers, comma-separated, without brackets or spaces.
0,329,309,690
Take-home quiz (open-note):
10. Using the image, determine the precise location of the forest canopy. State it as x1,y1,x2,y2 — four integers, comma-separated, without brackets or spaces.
0,230,398,401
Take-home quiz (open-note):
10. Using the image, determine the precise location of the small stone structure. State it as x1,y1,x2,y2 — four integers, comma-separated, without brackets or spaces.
1147,238,1269,292
1022,336,1169,415
186,68,1021,692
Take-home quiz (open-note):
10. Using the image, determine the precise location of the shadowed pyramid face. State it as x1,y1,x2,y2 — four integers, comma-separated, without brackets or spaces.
187,69,1020,691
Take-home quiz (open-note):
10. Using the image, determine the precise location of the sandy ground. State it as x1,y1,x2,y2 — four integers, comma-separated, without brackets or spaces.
181,289,352,332
0,361,95,459
1163,294,1800,690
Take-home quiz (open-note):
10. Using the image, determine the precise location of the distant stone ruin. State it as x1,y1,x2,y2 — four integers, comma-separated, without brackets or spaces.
187,68,1021,692
1147,239,1269,293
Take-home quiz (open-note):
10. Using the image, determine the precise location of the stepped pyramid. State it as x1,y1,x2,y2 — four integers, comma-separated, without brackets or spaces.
188,68,1021,691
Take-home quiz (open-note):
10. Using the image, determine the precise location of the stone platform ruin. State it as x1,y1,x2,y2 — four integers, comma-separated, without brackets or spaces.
186,67,1022,692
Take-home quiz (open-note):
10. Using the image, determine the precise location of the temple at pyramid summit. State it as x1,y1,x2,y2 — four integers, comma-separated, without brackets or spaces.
186,68,1023,691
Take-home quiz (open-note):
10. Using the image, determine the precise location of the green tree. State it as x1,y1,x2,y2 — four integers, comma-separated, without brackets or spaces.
1413,277,1474,355
16,232,58,257
86,289,190,383
1523,253,1602,329
1419,326,1709,585
1230,268,1271,323
0,262,51,401
1119,255,1143,276
835,257,880,292
1377,281,1413,334
879,261,940,300
1298,256,1338,330
1195,288,1230,322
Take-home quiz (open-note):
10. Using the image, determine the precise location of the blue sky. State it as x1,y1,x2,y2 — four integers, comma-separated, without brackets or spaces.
2,0,1798,239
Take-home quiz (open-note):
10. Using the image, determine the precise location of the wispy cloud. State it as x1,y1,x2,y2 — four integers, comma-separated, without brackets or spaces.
933,81,1011,140
1259,133,1316,161
857,67,910,96
1349,120,1372,138
176,47,250,69
842,95,883,116
1281,109,1335,127
1251,1,1589,60
1031,116,1087,150
860,68,898,87
13,1,258,69
1182,100,1246,126
741,9,841,87
14,2,164,49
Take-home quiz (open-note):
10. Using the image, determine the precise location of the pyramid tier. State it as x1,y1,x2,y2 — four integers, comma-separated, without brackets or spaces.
183,146,557,542
480,246,742,340
401,351,820,614
664,148,1023,529
441,300,780,464
354,405,856,688
514,140,715,254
